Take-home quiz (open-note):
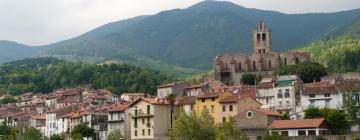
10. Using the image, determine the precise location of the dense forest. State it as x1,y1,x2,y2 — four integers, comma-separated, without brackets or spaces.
0,57,171,95
296,20,360,73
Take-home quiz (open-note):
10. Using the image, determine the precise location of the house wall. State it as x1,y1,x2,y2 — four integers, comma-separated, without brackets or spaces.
130,101,156,139
300,92,343,110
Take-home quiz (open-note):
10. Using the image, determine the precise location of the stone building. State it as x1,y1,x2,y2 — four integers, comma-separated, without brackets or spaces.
214,20,309,84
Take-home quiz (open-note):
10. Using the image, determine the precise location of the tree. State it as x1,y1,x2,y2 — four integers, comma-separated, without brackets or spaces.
0,97,17,105
215,118,248,140
71,124,95,140
199,108,216,140
170,109,201,140
106,129,124,140
304,108,350,134
50,134,65,140
166,93,177,128
275,61,327,83
0,123,18,140
263,133,283,140
240,74,257,85
22,127,43,140
344,88,360,130
280,113,290,120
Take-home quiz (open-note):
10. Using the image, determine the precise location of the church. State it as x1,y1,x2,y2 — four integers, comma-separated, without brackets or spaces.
214,20,309,85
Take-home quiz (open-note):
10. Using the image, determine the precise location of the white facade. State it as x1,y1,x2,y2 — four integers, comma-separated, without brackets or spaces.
256,87,275,111
273,85,297,115
269,128,327,136
301,92,343,110
45,112,58,137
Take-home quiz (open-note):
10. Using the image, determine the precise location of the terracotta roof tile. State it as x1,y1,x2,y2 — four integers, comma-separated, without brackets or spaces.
196,92,220,99
302,81,337,94
108,103,130,112
251,108,282,116
185,84,204,90
177,96,196,105
257,82,274,89
268,118,326,129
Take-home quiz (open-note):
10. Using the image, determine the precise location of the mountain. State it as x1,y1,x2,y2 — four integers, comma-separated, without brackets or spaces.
2,1,360,76
0,41,39,63
296,19,360,73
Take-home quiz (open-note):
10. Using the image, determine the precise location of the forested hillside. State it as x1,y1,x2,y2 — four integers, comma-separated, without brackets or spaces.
0,57,171,95
296,20,360,73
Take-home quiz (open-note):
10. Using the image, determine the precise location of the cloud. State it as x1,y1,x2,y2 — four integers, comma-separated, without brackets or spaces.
0,0,359,45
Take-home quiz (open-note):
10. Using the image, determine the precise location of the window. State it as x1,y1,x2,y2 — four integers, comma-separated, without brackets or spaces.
142,118,145,124
355,94,360,103
325,99,330,108
324,93,330,97
262,33,266,41
266,98,269,104
309,94,315,98
280,131,289,136
268,60,271,68
223,117,226,122
253,61,256,70
211,97,216,101
229,105,233,112
135,130,138,137
134,118,138,128
257,33,261,41
298,130,306,136
147,105,150,114
210,105,215,113
295,57,299,64
246,111,253,118
190,105,194,111
277,92,283,98
284,58,287,65
310,100,315,108
286,101,290,105
135,108,138,116
279,101,282,105
308,130,316,135
146,117,151,128
142,129,145,136
148,129,151,136
202,99,205,102
222,105,226,112
238,62,242,70
284,93,290,98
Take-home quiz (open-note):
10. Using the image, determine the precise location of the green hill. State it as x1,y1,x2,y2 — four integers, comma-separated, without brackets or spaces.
0,57,170,95
296,20,360,73
2,1,360,76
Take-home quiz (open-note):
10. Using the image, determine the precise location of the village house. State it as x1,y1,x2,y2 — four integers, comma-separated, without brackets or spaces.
176,96,196,115
45,105,79,137
121,93,145,103
107,103,130,139
234,107,281,138
256,77,276,111
29,114,46,135
219,92,262,123
184,84,206,96
301,81,343,109
195,92,233,123
268,118,329,136
157,81,189,98
129,97,172,140
273,75,301,117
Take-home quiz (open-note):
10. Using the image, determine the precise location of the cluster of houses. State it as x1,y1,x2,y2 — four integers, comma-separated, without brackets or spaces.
0,72,359,140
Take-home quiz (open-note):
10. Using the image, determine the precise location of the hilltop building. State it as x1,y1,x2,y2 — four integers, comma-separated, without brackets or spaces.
214,20,309,85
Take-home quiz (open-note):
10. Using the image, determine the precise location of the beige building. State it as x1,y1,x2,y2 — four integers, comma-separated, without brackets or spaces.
129,98,172,140
214,20,309,85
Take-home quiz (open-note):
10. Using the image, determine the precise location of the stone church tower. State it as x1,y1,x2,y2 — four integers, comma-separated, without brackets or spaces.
214,20,309,85
253,20,272,54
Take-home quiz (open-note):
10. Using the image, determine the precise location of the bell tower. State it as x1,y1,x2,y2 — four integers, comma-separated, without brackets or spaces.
253,20,272,54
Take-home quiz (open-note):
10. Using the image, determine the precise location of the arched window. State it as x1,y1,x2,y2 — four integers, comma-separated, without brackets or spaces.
257,33,261,41
259,23,263,30
284,58,287,65
258,49,261,54
238,62,242,70
268,60,272,68
295,57,299,64
262,33,266,41
253,61,256,70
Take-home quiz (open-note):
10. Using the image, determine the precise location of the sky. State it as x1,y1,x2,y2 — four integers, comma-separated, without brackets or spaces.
0,0,359,46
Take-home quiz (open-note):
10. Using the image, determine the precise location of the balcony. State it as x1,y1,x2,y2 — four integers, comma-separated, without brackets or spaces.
107,117,125,123
275,105,293,110
129,109,153,118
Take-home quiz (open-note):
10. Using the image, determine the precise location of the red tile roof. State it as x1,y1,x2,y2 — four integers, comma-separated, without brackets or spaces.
257,82,274,89
157,81,187,88
177,96,196,105
196,92,220,99
268,118,327,129
302,81,337,94
108,103,130,112
185,84,204,90
129,97,169,107
30,114,46,120
219,95,258,103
